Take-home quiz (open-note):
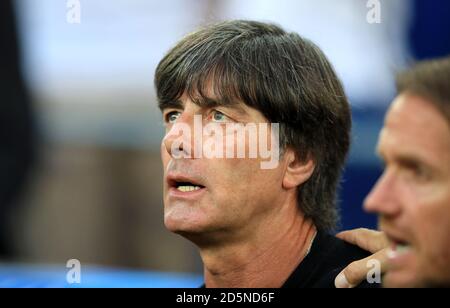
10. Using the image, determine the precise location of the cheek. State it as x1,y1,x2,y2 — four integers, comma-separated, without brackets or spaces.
212,158,260,189
397,179,437,233
210,158,279,202
409,195,450,275
229,159,284,200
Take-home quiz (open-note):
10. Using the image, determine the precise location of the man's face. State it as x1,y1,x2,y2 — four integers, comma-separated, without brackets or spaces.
364,93,450,287
160,93,287,243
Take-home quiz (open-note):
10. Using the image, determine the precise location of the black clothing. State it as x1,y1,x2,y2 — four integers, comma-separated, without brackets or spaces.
200,231,379,288
282,231,378,288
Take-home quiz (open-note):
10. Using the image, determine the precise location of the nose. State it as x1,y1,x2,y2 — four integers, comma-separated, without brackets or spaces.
364,168,401,217
163,112,194,159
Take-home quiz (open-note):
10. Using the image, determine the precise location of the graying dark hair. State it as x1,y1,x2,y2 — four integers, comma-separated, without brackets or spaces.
155,20,351,232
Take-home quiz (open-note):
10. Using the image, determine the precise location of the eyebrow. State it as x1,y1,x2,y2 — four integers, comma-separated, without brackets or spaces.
379,149,434,173
159,97,249,116
396,155,423,169
158,99,184,111
201,97,249,116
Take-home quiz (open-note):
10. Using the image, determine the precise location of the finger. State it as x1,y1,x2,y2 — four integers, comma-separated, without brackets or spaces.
336,228,389,253
335,248,389,288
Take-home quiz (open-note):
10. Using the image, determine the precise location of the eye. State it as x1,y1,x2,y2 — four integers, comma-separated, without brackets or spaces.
211,110,230,123
164,111,181,124
401,162,431,182
412,166,429,180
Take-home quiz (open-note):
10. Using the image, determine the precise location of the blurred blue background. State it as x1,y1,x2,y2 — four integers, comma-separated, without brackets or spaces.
1,0,449,287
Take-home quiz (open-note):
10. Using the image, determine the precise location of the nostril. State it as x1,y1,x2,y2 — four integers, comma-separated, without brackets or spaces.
163,133,183,156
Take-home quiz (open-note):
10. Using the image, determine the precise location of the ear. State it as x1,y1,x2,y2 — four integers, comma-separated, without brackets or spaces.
282,149,315,190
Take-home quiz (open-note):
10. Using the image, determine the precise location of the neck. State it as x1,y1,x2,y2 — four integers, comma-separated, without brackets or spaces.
199,195,317,288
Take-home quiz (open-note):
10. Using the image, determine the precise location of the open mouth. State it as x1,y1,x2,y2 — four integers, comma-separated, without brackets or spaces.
172,181,205,192
167,174,206,194
388,235,413,256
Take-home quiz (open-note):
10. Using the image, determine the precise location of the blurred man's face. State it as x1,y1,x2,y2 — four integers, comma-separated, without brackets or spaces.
365,93,450,287
160,93,286,243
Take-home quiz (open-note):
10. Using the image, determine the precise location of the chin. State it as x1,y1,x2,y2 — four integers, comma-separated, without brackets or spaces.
164,212,208,234
165,216,195,233
384,258,431,288
383,271,422,288
164,215,228,248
